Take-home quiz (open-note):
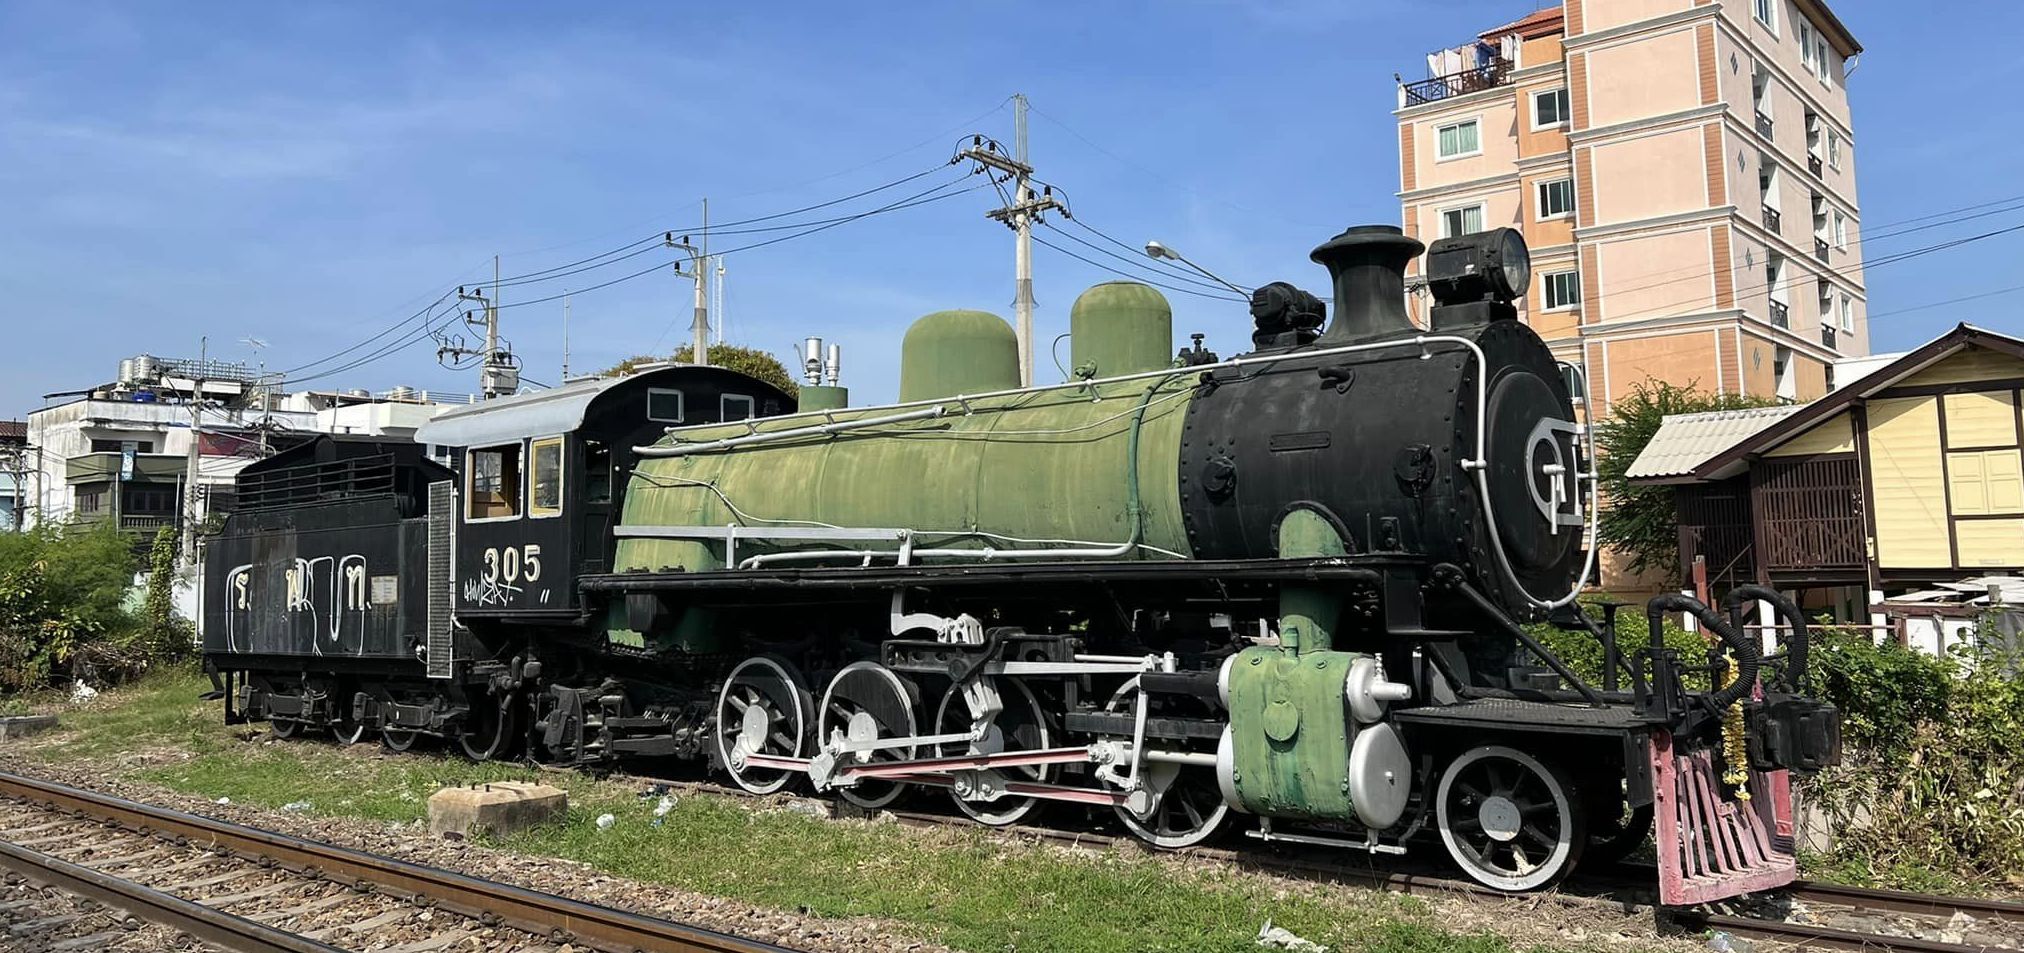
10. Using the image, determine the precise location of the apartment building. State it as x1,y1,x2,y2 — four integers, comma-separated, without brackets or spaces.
1396,0,1865,412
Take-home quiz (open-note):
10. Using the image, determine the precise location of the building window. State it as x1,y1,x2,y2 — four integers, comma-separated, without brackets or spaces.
1839,294,1854,333
90,438,154,454
467,444,522,521
721,394,757,421
122,485,176,516
1799,21,1816,71
1441,204,1485,238
528,436,563,518
1532,88,1569,129
75,487,105,515
1947,450,2024,516
1542,270,1581,311
646,387,685,423
1436,120,1481,159
1536,178,1575,220
1833,210,1848,248
1814,36,1832,85
1828,132,1843,171
1753,0,1777,33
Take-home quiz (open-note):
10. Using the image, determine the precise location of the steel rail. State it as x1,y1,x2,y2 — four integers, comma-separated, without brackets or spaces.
836,790,2020,953
1670,909,1994,953
0,837,344,953
0,770,799,953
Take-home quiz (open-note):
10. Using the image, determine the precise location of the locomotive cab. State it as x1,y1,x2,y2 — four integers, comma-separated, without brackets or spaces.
414,365,795,623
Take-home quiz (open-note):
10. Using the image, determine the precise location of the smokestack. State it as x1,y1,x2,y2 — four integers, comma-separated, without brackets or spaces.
824,344,842,386
801,337,823,385
1308,225,1424,344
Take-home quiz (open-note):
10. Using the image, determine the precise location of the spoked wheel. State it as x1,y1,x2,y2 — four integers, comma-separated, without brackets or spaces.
1106,678,1229,848
818,661,920,810
934,676,1051,826
715,656,813,795
1436,745,1586,891
381,728,421,752
458,697,518,762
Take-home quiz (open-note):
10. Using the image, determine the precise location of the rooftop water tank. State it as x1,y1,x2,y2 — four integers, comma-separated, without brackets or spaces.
899,310,1020,402
1070,282,1174,379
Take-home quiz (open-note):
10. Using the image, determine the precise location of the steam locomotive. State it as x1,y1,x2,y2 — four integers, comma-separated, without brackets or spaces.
202,224,1839,902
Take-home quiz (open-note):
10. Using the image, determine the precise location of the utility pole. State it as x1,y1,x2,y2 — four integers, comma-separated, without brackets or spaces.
182,337,206,562
439,258,520,399
663,230,707,365
561,291,572,381
693,199,711,365
962,94,1060,387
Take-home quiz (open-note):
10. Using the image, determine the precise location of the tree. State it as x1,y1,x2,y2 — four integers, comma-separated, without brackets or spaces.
598,344,799,397
1594,381,1779,584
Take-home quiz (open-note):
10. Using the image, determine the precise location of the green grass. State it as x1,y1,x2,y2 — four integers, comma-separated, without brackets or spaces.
29,666,1582,953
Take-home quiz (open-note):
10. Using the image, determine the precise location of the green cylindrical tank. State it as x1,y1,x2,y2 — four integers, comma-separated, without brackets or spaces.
615,373,1200,578
1070,282,1174,379
799,385,848,411
898,310,1020,402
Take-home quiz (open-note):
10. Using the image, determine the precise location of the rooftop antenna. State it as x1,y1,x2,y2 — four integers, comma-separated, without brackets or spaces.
562,290,572,381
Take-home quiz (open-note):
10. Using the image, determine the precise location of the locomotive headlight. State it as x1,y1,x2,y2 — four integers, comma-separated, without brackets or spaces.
1425,228,1531,306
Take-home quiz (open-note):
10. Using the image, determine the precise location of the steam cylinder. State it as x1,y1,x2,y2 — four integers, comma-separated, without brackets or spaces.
1070,282,1173,378
898,310,1021,402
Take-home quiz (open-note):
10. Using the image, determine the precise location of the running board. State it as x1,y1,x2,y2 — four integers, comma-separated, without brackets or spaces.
1652,729,1797,905
741,746,1133,808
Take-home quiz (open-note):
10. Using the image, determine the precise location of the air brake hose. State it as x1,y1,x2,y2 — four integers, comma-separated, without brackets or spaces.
1645,594,1761,711
1721,585,1810,694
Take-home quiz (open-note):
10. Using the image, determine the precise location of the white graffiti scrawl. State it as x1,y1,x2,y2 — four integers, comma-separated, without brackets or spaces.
220,554,374,656
463,544,540,607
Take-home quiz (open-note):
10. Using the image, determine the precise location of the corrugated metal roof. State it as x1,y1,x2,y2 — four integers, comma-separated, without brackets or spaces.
0,420,24,442
412,375,624,448
1623,405,1805,481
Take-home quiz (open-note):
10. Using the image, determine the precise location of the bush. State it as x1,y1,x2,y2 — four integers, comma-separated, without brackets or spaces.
0,522,188,695
1526,596,1714,690
1803,626,2024,890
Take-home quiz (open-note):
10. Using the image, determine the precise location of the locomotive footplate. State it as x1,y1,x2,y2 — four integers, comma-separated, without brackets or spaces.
881,633,1077,676
579,556,1394,594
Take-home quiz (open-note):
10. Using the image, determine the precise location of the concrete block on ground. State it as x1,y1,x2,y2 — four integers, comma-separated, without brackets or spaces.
426,781,566,837
0,715,58,741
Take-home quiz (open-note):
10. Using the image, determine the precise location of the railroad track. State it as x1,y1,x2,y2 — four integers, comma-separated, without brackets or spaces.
0,770,798,953
668,777,2024,952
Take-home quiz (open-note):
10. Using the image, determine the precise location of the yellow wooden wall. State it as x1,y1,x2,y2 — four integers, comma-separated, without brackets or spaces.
1765,411,1854,457
1867,396,1951,569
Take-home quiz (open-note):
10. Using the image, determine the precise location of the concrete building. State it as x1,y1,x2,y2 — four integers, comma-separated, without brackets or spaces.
1396,0,1865,412
1,420,26,532
23,355,462,534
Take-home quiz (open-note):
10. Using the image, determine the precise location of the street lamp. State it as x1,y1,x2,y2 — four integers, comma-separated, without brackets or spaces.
1143,240,1250,297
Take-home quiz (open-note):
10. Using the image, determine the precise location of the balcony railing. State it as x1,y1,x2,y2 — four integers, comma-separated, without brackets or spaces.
1808,154,1824,176
1762,206,1782,233
1402,57,1514,107
1755,111,1775,139
1814,238,1832,263
1822,325,1838,350
1770,300,1791,328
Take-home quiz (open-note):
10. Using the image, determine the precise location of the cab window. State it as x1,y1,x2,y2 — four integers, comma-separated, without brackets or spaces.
529,436,564,518
647,388,684,423
722,393,756,421
584,440,612,504
468,444,521,520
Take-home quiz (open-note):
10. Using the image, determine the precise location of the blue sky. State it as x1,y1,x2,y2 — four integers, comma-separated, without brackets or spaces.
2,1,2020,414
